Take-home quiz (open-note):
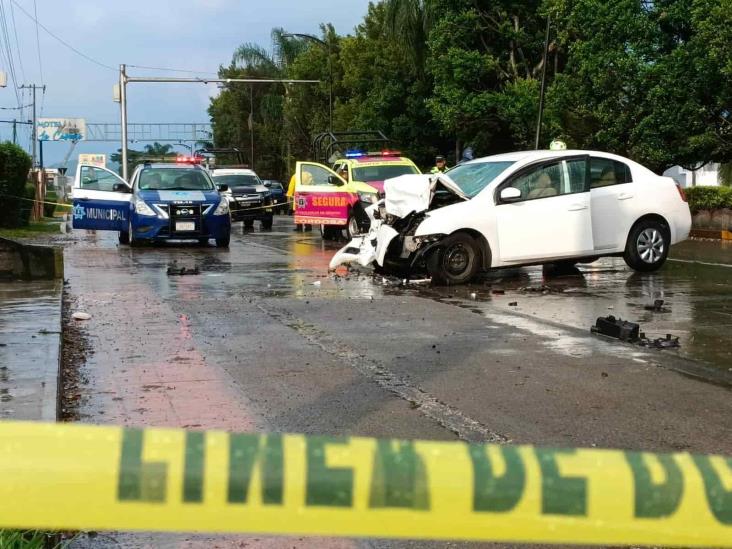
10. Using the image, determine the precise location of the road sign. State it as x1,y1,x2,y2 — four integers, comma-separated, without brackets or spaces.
37,118,86,141
78,153,106,167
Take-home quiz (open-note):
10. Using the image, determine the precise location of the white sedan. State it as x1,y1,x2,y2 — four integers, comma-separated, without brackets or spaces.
330,149,692,285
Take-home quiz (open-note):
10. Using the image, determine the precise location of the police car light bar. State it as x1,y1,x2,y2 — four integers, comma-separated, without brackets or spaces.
176,156,203,164
345,150,365,158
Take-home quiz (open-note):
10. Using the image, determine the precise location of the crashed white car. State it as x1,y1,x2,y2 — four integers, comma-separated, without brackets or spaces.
330,150,692,285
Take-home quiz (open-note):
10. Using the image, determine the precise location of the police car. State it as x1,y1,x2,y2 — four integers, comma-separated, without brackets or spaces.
71,157,231,247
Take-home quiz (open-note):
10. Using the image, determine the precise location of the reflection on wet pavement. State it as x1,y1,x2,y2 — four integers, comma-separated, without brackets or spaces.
0,280,61,420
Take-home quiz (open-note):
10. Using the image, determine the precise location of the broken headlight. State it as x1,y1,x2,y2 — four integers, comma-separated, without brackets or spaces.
358,192,378,204
404,234,443,253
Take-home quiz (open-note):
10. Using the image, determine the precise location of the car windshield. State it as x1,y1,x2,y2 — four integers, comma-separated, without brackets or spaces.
443,161,516,197
352,164,419,182
213,174,260,187
138,168,214,191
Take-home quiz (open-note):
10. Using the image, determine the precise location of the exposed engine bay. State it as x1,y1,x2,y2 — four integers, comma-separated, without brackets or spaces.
329,174,466,276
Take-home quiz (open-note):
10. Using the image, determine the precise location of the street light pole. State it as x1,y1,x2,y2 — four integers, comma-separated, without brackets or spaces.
283,33,333,133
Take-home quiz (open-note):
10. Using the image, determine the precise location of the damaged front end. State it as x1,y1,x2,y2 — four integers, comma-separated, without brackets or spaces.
329,174,466,276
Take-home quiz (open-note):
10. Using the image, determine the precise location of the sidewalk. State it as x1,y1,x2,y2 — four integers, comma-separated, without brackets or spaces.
0,280,61,421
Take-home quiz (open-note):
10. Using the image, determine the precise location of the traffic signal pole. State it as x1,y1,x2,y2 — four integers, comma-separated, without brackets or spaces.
117,66,319,180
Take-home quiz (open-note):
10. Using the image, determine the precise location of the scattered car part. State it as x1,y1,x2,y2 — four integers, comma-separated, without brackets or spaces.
71,312,91,321
591,315,640,342
640,334,680,349
166,266,200,276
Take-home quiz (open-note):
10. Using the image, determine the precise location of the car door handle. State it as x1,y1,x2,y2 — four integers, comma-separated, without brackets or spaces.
567,204,588,211
618,193,634,200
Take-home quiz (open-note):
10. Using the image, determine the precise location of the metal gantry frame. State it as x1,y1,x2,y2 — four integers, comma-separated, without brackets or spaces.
117,64,320,179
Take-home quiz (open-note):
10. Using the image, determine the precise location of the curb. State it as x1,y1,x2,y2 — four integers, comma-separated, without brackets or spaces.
0,237,64,280
40,281,62,422
690,228,732,240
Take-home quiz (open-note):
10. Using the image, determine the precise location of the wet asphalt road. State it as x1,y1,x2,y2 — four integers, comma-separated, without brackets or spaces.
62,216,731,547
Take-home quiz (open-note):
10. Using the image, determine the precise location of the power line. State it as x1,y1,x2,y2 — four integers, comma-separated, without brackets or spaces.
0,103,32,110
31,0,42,82
8,0,24,83
10,0,115,72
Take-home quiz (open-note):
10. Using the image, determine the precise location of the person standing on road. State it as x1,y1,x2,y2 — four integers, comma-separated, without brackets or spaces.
430,155,448,174
287,171,312,232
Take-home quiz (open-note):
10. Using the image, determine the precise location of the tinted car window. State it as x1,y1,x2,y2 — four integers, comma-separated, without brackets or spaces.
352,164,418,182
590,158,633,188
80,166,121,192
443,161,515,198
138,168,214,191
212,174,260,187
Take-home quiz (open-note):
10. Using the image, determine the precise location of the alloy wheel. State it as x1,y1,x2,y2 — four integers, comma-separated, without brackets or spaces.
637,228,664,264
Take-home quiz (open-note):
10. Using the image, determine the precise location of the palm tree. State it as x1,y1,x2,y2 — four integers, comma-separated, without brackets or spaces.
382,0,438,73
232,28,307,75
143,142,174,156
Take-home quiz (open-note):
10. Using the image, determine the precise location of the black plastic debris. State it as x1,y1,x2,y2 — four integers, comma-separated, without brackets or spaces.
166,266,200,276
639,334,680,349
591,315,640,342
644,299,671,313
508,301,518,307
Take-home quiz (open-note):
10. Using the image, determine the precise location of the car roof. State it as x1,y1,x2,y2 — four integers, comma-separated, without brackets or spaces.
138,163,207,169
465,149,656,174
343,156,414,165
211,168,258,176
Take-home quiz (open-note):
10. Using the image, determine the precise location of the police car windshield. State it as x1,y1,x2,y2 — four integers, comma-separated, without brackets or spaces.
443,161,516,198
138,168,214,191
212,174,260,187
352,164,418,182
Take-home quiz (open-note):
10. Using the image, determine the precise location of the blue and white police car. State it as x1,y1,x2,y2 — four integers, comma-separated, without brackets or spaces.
71,158,232,247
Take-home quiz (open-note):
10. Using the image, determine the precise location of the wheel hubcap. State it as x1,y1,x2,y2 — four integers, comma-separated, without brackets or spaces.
444,244,470,275
637,228,664,264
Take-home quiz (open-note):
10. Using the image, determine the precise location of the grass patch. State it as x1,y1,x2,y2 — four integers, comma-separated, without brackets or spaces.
0,530,66,548
0,219,62,239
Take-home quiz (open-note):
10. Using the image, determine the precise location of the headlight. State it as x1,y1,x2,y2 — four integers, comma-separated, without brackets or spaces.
213,196,230,216
135,198,156,217
358,192,377,204
414,234,443,245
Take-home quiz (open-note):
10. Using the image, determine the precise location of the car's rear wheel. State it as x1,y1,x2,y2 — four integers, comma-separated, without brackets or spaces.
426,233,480,285
624,219,669,272
216,236,230,248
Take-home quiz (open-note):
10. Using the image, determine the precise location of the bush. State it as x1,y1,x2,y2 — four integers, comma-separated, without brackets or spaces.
0,142,32,228
685,186,732,213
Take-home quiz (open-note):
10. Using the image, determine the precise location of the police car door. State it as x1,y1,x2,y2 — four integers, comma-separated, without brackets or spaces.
72,164,132,231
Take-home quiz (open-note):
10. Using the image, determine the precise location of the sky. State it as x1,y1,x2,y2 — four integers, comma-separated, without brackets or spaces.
0,0,372,166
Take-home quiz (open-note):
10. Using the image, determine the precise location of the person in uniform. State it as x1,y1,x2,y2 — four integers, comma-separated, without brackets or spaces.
430,155,448,174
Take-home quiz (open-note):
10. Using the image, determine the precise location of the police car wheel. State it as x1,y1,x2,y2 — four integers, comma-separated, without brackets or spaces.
216,236,230,248
198,238,209,246
128,221,140,247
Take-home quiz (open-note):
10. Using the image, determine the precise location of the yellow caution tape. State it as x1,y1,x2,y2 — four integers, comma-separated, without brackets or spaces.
0,421,730,545
0,192,72,208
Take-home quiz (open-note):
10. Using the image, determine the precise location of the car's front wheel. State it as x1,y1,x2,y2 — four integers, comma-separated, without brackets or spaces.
216,236,230,248
624,219,669,272
262,216,273,230
128,221,140,247
118,231,129,245
426,233,480,285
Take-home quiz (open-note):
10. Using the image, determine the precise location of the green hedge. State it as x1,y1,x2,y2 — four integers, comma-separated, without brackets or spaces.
0,142,33,228
44,190,58,218
684,186,732,213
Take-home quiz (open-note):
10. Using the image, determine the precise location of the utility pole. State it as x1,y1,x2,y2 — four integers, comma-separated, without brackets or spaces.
249,85,254,169
19,84,46,167
12,119,16,144
119,64,129,180
534,17,551,150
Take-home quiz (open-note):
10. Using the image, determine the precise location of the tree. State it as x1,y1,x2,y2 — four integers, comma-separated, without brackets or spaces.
547,0,732,172
143,142,174,157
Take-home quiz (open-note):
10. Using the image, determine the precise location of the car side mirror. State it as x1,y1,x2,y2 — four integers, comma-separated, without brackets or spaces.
112,183,131,193
263,181,271,187
500,187,522,203
329,175,344,186
216,184,229,192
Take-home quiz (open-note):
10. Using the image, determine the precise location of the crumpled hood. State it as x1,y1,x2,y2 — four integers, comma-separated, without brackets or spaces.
383,174,467,218
137,189,220,203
